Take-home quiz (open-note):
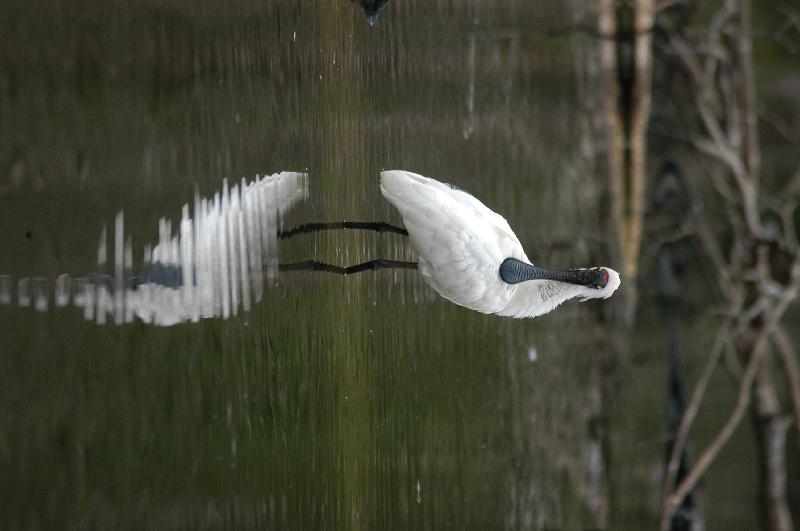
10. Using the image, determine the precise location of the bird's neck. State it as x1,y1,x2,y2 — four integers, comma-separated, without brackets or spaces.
499,258,590,287
498,275,588,318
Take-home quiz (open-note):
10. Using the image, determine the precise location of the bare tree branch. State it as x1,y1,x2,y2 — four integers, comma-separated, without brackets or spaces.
661,310,780,529
670,29,764,238
681,164,736,294
706,2,737,82
781,201,800,253
659,297,742,530
657,1,800,528
751,351,794,531
661,328,766,530
773,325,800,443
735,0,761,184
723,339,744,382
774,8,800,57
781,165,800,205
759,103,800,145
660,267,799,530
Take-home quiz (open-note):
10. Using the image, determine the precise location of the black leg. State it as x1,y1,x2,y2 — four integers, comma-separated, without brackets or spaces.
278,259,418,275
278,221,408,239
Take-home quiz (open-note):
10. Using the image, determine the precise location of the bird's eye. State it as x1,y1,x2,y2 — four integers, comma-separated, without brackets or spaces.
594,284,602,289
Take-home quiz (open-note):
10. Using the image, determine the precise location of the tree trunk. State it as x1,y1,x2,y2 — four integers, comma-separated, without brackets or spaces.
751,351,794,531
599,0,654,325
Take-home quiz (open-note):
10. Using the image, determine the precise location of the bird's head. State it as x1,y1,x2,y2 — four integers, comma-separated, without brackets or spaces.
578,267,621,300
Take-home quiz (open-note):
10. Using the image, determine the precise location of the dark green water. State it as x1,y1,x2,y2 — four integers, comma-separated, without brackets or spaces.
2,1,793,529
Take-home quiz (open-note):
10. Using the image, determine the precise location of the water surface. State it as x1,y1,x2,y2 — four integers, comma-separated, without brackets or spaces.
0,1,729,529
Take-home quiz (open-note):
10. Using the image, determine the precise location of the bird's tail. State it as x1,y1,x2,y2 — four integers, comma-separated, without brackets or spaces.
380,169,435,191
379,170,411,210
379,170,410,195
380,169,438,209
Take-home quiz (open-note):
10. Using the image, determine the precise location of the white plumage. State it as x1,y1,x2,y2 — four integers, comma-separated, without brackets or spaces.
380,170,621,318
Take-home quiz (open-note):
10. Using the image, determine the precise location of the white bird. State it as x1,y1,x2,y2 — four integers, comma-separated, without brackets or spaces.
380,170,621,318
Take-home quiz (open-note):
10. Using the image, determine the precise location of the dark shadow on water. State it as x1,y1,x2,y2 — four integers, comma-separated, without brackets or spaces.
355,0,390,26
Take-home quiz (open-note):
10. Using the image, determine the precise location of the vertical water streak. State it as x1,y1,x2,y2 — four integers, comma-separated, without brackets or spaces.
124,236,133,323
465,32,476,139
55,274,71,307
114,211,124,324
197,197,213,318
17,277,31,307
180,204,196,322
243,177,263,304
219,185,231,319
237,197,251,312
0,275,11,305
96,225,108,324
140,244,153,324
32,277,48,312
228,182,241,315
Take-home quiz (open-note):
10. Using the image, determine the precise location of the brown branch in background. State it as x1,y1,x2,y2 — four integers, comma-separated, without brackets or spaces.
659,282,799,530
660,325,768,531
723,339,744,382
782,199,800,253
682,170,736,297
778,179,800,274
782,165,800,206
671,29,764,238
738,295,772,325
759,103,800,145
732,0,766,242
657,0,800,528
659,307,739,531
735,0,760,184
763,192,800,254
718,37,742,154
695,100,758,229
658,288,769,525
751,351,794,531
774,8,800,57
773,325,800,442
705,3,737,85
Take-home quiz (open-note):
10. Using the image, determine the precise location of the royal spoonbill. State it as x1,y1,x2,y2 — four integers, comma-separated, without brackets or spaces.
380,170,621,318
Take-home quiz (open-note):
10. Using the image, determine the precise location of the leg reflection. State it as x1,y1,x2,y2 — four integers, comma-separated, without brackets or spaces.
278,259,418,275
278,221,408,239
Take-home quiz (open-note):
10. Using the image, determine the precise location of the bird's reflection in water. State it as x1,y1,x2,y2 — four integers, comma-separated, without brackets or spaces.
0,172,309,326
125,172,308,325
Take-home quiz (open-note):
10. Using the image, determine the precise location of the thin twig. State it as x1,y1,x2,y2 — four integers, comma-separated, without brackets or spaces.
774,8,800,57
681,168,735,295
781,165,800,203
671,30,763,237
723,339,744,382
759,103,800,145
781,201,800,253
737,0,761,195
